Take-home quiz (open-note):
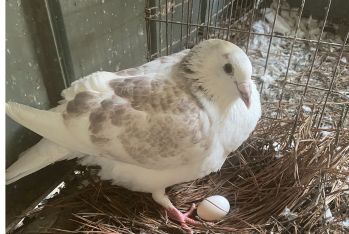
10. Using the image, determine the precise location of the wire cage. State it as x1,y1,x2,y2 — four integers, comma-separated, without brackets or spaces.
6,0,349,233
145,0,349,144
139,0,349,232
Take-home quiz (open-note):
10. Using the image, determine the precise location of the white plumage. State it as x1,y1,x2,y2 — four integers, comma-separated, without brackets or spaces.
6,39,261,232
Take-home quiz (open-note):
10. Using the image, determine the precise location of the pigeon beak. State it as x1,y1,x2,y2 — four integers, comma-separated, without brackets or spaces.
237,82,251,108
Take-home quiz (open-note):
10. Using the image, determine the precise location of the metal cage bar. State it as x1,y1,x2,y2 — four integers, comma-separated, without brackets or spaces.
287,0,333,144
145,0,349,147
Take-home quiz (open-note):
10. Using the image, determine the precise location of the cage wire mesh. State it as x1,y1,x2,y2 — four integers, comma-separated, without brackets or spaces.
145,0,349,148
11,0,349,233
144,0,349,231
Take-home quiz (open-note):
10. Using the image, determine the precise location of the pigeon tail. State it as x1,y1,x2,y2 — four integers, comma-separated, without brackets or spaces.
6,102,78,184
6,102,65,141
6,102,81,150
6,138,71,184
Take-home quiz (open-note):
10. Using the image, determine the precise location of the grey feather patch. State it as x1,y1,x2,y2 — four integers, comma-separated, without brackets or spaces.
65,91,97,117
101,98,119,110
88,96,130,137
90,135,110,144
109,78,143,98
182,65,195,74
110,105,128,126
80,75,211,167
126,68,141,76
179,52,196,74
89,108,107,134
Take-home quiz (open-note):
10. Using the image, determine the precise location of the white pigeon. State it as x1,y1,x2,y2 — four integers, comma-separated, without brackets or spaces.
6,39,261,233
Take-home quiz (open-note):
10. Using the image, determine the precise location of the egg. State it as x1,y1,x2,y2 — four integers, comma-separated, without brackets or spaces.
197,195,230,221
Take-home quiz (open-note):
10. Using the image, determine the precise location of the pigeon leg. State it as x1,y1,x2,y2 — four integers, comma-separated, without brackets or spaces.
167,204,200,231
152,190,200,233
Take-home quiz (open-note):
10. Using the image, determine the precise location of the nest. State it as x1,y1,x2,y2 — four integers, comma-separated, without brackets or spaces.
17,105,348,233
13,2,349,233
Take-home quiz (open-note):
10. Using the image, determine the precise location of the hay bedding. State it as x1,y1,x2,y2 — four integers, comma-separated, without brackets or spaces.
14,1,349,233
17,113,349,233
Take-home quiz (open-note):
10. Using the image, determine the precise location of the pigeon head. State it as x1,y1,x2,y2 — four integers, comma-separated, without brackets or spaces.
179,39,253,111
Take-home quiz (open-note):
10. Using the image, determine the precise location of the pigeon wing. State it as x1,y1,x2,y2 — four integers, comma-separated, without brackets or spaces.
7,49,212,169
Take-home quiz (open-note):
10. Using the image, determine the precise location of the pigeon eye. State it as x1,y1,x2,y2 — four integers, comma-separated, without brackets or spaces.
223,63,233,74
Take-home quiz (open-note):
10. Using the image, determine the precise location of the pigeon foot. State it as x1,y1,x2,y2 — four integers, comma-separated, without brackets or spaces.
167,203,200,234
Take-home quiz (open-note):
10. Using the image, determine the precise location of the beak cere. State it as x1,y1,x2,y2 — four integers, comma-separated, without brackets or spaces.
237,82,252,108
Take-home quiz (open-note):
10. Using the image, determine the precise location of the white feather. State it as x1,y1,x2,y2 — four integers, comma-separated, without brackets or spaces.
6,139,72,184
6,40,261,212
6,102,94,154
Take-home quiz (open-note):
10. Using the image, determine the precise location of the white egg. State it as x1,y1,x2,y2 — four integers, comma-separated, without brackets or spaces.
197,195,230,221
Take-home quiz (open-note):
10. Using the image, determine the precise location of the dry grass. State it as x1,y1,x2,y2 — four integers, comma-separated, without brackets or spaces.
20,104,348,234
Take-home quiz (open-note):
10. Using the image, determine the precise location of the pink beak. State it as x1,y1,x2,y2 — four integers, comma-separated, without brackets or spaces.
237,82,252,108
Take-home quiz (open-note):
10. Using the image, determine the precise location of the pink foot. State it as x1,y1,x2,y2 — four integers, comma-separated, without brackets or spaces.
166,204,200,233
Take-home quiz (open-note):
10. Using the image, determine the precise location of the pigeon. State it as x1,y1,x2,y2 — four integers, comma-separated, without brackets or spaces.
6,39,261,233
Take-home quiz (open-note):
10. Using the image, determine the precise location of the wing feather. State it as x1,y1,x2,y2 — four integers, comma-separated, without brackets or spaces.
85,75,212,169
7,49,208,169
61,49,189,102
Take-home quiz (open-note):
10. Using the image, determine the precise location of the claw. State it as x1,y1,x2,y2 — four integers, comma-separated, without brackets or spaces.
167,204,200,233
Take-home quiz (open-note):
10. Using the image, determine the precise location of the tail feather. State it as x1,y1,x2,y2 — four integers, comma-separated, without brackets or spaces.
6,139,71,184
6,102,80,150
6,102,64,141
6,102,79,184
